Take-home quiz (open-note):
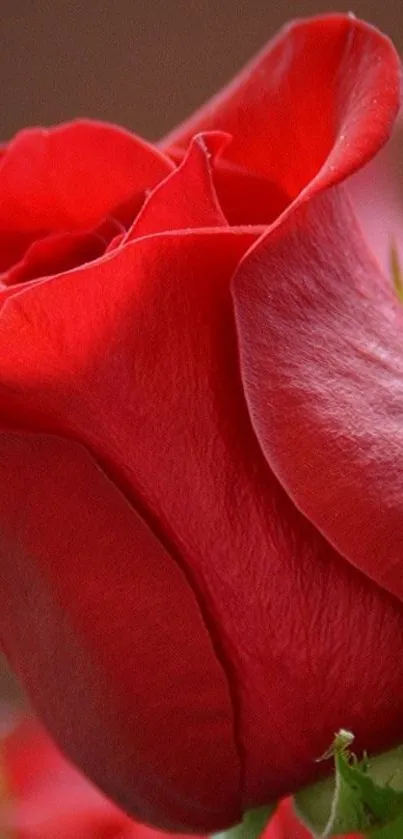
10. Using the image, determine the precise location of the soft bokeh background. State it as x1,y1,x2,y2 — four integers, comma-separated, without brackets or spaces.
0,0,402,701
2,0,403,142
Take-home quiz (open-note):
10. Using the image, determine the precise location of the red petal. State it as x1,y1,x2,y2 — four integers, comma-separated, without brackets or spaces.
211,163,289,226
167,146,289,226
0,228,257,430
3,714,207,839
3,714,132,838
124,132,229,242
2,228,403,813
232,186,403,604
0,432,241,832
263,799,311,839
0,230,45,272
1,230,105,287
0,119,173,232
162,15,400,207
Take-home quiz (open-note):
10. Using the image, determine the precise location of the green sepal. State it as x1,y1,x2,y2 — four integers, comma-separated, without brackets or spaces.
294,731,403,837
212,805,274,839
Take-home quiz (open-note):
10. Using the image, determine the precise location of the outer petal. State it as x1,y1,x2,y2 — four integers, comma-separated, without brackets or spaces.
3,712,136,838
2,230,403,813
0,120,173,232
232,186,403,604
124,132,229,242
162,15,400,209
3,713,205,839
0,432,241,832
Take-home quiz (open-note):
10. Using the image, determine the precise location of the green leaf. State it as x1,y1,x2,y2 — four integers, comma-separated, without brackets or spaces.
369,813,403,838
212,805,274,839
294,731,403,837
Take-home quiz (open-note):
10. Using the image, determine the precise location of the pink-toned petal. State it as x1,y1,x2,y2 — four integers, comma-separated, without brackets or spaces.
124,132,229,242
232,185,403,603
0,119,173,232
349,116,403,277
0,432,241,832
162,15,400,211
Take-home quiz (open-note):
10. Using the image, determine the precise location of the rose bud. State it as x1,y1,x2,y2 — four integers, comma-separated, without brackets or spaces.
0,12,402,834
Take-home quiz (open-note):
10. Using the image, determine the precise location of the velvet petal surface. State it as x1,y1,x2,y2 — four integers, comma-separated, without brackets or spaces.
0,434,241,833
232,186,403,603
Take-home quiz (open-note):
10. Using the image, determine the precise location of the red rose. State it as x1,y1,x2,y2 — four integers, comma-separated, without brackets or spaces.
0,12,402,834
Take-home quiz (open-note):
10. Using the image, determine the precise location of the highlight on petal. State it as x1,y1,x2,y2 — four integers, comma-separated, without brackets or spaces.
162,15,400,218
232,185,403,605
0,119,173,232
349,115,403,277
0,432,242,832
124,132,230,242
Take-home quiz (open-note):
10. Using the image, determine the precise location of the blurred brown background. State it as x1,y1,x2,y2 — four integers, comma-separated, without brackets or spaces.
0,0,402,700
2,0,403,143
